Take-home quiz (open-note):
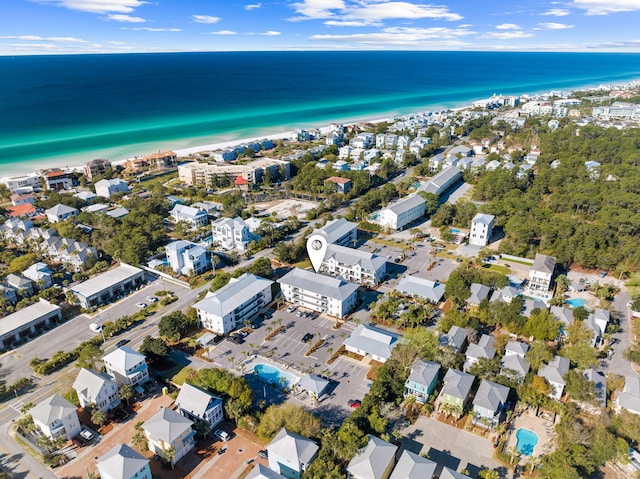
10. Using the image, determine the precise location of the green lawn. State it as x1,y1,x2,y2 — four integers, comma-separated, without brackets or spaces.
483,264,511,274
372,238,412,250
170,366,195,386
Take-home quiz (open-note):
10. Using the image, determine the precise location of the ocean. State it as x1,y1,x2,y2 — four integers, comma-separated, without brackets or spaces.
1,51,640,175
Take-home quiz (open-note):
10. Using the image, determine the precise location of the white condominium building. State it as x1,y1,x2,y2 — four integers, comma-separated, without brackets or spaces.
320,244,386,286
193,273,273,334
313,218,358,247
278,268,358,319
377,195,426,231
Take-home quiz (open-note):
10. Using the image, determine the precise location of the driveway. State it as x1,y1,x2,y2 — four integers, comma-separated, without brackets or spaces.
401,415,509,478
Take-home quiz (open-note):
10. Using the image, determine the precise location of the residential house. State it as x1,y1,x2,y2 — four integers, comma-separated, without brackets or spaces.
193,273,273,335
501,341,530,382
139,150,177,170
439,325,467,351
343,324,399,363
142,407,195,466
69,263,144,309
347,435,397,479
325,132,344,147
614,376,640,415
10,193,35,207
550,306,574,334
6,273,34,296
313,218,357,247
404,359,441,403
469,214,495,247
73,368,121,413
83,158,112,182
351,133,375,149
538,355,570,400
472,380,510,427
332,160,349,171
522,298,547,318
389,450,436,479
296,374,330,400
419,167,462,196
585,160,601,179
489,286,518,304
466,283,491,308
165,240,212,276
1,173,41,193
278,268,358,319
42,168,75,191
395,275,445,304
103,347,149,388
589,309,610,338
211,216,252,251
267,428,319,479
30,394,81,440
96,444,152,479
320,244,387,286
464,335,496,372
247,463,287,479
22,262,53,290
45,204,78,223
324,176,352,194
7,203,37,218
441,468,472,479
95,178,130,198
0,284,17,304
170,204,209,229
175,383,224,434
528,254,556,292
74,191,97,203
106,207,129,219
377,195,426,231
437,369,475,418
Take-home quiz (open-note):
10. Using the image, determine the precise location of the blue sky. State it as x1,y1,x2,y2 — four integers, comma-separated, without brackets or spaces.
1,0,640,55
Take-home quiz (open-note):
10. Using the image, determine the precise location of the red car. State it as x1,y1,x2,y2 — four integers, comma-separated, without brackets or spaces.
348,399,361,408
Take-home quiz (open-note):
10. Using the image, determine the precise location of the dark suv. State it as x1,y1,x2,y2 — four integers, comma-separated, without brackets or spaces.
302,333,314,343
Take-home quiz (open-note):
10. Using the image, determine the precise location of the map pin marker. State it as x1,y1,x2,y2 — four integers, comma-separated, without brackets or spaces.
307,234,328,273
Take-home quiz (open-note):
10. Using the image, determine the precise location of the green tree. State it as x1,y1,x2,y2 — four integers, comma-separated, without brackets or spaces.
445,270,470,305
91,408,107,428
139,336,169,362
525,309,560,341
131,431,147,451
76,343,102,370
257,403,321,440
119,384,134,405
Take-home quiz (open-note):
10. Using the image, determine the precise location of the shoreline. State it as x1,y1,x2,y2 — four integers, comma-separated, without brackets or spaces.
2,76,639,180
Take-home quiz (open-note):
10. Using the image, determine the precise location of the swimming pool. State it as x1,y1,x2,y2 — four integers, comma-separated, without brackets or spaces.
254,363,300,388
516,428,539,456
450,228,462,234
566,297,588,308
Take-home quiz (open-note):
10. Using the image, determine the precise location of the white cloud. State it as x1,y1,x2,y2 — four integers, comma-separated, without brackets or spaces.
481,30,534,39
290,0,462,22
542,8,571,16
106,14,145,22
571,0,640,15
495,23,521,30
538,22,574,29
324,20,381,27
208,30,237,35
192,15,221,24
29,0,146,14
247,31,282,36
245,3,262,10
123,27,181,31
0,35,87,43
310,26,476,45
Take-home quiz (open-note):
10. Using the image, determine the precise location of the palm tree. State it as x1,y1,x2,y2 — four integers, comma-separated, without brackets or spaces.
131,431,147,451
119,384,133,405
163,445,177,468
91,408,107,429
86,471,98,479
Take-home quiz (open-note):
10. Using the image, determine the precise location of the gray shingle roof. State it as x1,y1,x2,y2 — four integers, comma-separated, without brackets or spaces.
45,203,78,217
142,407,193,443
97,443,149,479
501,354,530,378
347,435,398,479
343,324,399,361
472,213,494,225
583,368,606,407
31,394,77,426
539,355,570,386
532,253,556,274
440,326,467,350
441,369,475,401
441,467,472,479
473,379,510,412
389,450,436,479
406,360,440,389
550,306,574,326
246,463,287,479
267,427,319,467
102,346,147,372
505,341,529,356
73,368,117,403
175,383,222,419
315,218,357,244
467,283,491,305
278,268,358,301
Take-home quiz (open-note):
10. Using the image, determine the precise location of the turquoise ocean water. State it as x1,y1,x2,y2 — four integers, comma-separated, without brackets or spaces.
1,51,640,175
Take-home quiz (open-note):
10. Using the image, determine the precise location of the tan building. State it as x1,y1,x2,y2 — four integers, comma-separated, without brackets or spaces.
124,150,177,173
83,159,112,181
178,157,290,187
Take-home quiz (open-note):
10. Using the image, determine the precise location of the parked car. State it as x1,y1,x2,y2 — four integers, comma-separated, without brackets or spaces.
348,399,361,408
89,323,103,333
214,429,230,441
80,429,95,441
258,450,268,459
286,306,297,313
115,339,130,348
135,302,147,309
146,296,158,303
302,333,314,343
112,409,129,422
237,330,249,338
